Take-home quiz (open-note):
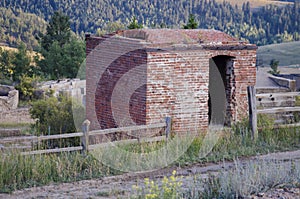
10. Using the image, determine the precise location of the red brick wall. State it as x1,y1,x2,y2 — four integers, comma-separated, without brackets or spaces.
145,48,256,133
86,35,147,130
86,34,256,134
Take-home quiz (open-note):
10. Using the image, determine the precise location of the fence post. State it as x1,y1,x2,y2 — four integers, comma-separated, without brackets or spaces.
247,86,258,140
81,119,90,155
165,117,171,139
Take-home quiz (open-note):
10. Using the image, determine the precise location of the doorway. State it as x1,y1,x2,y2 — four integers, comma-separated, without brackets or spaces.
208,55,235,126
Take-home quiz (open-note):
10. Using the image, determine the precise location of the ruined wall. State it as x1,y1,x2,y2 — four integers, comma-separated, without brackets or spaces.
0,108,34,124
146,47,256,133
206,48,257,122
146,49,209,133
0,85,18,112
86,35,148,131
39,79,86,105
86,33,256,134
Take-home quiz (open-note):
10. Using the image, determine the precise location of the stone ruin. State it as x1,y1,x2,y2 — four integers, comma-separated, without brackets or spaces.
0,85,18,112
86,29,257,134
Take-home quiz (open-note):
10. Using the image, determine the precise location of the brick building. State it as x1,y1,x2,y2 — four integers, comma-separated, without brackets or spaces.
86,29,257,134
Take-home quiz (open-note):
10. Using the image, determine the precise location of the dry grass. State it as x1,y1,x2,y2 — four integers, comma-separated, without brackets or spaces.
0,45,42,64
181,159,300,199
130,159,300,198
1,117,299,193
215,0,293,8
257,41,300,66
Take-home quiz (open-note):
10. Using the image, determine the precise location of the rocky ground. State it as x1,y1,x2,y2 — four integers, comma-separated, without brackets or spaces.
1,150,300,199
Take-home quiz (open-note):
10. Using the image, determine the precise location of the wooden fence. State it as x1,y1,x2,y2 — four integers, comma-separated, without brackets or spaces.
0,117,171,155
248,86,300,140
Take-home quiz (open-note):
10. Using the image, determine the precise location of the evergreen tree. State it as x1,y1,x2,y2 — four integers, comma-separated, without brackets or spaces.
0,48,14,82
268,59,280,75
40,11,71,51
11,42,31,81
38,11,85,80
183,14,198,29
1,0,300,46
127,16,143,29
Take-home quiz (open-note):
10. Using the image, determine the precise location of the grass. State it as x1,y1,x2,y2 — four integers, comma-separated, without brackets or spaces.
0,116,299,193
295,96,300,106
177,122,300,166
0,123,32,138
199,159,300,198
96,190,125,197
0,152,119,193
257,41,300,66
0,123,31,129
131,159,300,198
214,0,293,8
131,170,183,199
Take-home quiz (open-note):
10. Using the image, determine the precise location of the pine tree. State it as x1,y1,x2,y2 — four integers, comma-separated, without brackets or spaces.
38,11,85,80
127,16,143,29
40,11,71,51
11,42,31,81
268,59,280,75
183,14,198,29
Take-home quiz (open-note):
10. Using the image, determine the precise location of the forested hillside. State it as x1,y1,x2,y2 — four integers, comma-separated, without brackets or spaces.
0,7,47,49
0,0,299,47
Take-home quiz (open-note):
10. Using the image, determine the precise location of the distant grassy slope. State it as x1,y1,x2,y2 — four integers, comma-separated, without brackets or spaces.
218,0,293,8
257,41,300,66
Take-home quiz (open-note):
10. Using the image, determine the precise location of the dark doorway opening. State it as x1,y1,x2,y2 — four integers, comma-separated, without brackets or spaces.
208,55,235,127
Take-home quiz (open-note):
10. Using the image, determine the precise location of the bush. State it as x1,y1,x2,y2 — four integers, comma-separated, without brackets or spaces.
131,170,182,199
30,95,85,148
194,159,300,198
15,75,41,101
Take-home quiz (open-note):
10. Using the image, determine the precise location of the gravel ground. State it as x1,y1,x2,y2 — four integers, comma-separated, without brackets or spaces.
1,150,300,199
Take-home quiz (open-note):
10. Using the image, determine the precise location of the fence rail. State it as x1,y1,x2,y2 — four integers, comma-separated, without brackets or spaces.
257,107,300,114
248,86,300,140
88,122,166,136
1,117,171,155
21,146,83,155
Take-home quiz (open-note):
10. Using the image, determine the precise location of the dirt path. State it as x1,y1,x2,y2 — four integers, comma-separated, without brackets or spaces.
1,150,300,199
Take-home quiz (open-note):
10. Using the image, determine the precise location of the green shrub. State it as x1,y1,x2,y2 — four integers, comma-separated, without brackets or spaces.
198,159,300,198
15,74,41,101
30,95,85,148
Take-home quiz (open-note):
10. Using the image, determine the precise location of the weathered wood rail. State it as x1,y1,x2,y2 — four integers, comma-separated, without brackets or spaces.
0,117,171,155
248,86,300,140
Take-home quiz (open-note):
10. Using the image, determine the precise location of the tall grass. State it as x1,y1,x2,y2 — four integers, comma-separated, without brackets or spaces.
0,152,116,193
183,159,300,198
0,116,299,193
177,116,300,165
131,159,300,198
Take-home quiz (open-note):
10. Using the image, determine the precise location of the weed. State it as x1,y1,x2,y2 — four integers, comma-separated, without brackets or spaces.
1,118,299,193
0,151,113,193
131,170,182,199
198,159,300,198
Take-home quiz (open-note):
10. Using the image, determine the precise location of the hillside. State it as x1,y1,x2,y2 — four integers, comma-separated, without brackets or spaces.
0,7,47,49
0,45,41,63
257,41,300,66
218,0,293,8
0,0,299,47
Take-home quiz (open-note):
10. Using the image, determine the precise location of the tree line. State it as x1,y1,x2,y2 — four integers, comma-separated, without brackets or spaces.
0,0,299,46
0,11,86,141
0,11,85,100
0,7,47,49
